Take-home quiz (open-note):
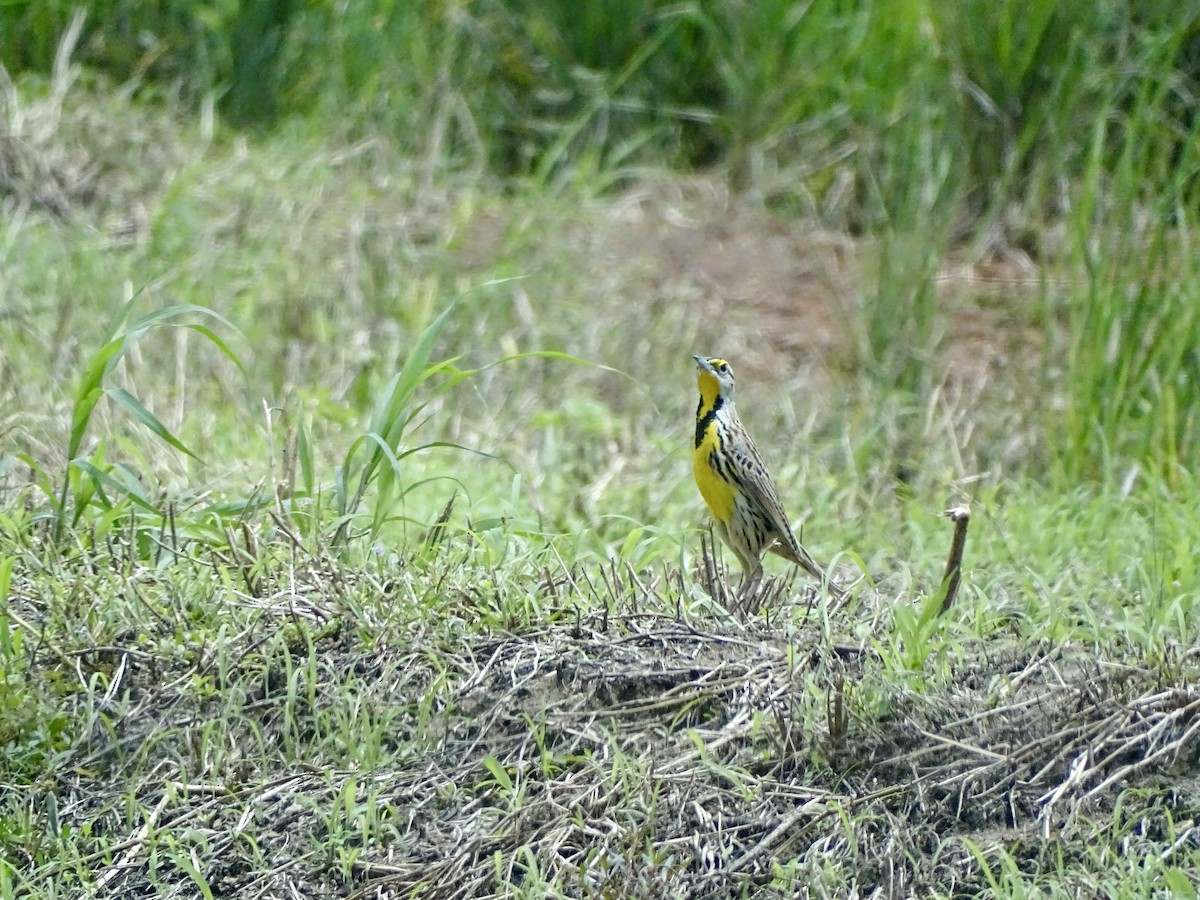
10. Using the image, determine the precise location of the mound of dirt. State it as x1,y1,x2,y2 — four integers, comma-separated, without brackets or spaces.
62,605,1200,899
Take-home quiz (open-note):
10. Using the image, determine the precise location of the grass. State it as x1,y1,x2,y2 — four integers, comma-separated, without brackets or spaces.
3,8,1200,899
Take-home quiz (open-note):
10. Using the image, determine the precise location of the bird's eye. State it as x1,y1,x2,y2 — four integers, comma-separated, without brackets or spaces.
717,363,727,372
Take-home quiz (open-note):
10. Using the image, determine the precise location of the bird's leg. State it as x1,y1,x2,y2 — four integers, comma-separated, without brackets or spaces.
708,522,739,609
736,564,765,613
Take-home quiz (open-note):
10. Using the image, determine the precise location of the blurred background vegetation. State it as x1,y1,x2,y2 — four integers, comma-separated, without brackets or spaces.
4,0,1198,219
3,0,1200,529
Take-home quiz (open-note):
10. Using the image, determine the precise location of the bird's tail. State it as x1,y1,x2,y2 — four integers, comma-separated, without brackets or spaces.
769,539,845,599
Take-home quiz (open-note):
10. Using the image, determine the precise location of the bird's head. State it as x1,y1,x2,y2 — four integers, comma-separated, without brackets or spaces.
694,355,736,407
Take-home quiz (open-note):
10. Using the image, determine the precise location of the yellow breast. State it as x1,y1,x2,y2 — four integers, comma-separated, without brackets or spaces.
693,421,736,523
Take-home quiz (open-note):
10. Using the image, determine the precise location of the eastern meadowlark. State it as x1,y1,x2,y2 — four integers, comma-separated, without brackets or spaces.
692,355,843,601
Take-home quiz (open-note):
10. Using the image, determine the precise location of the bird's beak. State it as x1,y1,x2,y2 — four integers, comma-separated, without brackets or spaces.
694,355,714,374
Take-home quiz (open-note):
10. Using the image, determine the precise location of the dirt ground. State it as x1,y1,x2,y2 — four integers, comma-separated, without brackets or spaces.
62,571,1200,898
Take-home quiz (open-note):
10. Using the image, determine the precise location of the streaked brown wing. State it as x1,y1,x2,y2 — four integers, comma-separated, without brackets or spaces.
725,429,827,579
721,431,795,542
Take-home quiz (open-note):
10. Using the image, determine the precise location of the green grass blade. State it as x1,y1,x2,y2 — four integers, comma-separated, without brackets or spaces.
106,388,202,461
184,323,248,378
68,340,124,460
72,460,161,515
297,416,315,498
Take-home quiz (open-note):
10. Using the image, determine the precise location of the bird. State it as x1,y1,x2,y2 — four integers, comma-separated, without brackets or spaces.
692,355,843,603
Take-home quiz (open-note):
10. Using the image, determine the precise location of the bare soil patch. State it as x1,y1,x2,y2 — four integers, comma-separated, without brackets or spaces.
597,178,1046,389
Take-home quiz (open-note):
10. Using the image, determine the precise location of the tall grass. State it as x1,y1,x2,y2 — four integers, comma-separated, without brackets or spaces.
4,1,1200,483
1047,25,1200,486
4,3,1197,210
22,299,242,542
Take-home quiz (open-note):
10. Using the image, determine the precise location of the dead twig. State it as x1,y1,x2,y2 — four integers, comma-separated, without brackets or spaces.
939,505,971,614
